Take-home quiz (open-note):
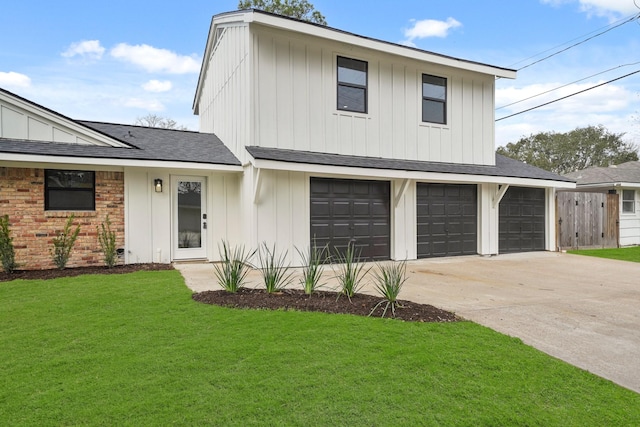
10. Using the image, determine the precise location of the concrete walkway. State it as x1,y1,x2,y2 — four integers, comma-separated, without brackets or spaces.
174,252,640,393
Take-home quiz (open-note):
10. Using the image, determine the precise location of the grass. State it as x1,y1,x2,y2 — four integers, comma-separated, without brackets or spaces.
2,271,640,426
568,245,640,263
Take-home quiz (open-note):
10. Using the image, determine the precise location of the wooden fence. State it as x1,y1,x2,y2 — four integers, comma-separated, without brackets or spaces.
556,192,619,250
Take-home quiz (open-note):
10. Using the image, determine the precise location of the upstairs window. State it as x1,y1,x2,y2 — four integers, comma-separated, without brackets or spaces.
45,170,95,211
337,56,367,113
422,74,447,124
622,189,635,213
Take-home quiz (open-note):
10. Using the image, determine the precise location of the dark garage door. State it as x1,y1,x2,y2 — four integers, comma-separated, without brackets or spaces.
417,183,477,258
499,187,546,253
310,178,390,261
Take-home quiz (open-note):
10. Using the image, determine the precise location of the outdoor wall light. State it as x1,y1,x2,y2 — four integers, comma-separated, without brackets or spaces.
154,178,163,193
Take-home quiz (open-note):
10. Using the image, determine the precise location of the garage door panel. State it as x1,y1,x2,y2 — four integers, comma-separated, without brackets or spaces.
429,203,446,215
331,222,351,238
310,178,390,262
332,201,351,216
370,202,389,216
310,179,330,194
353,202,370,216
310,201,330,217
446,203,462,216
417,183,477,258
310,224,330,239
499,187,545,253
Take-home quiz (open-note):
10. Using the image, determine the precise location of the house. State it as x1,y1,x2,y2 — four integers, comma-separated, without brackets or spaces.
564,161,640,246
0,9,574,270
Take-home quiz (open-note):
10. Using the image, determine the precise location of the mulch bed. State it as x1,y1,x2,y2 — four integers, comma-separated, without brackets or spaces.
193,288,459,322
1,263,459,322
0,263,174,282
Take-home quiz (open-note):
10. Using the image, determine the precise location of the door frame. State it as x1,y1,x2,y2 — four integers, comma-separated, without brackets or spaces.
172,175,207,260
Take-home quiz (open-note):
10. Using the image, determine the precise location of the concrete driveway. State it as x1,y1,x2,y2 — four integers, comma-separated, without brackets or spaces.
176,251,640,393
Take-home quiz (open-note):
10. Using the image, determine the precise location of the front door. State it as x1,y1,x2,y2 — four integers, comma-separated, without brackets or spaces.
173,176,207,260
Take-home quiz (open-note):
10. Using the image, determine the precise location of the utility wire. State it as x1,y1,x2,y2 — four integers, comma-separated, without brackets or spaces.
511,13,639,71
496,61,640,110
495,68,640,121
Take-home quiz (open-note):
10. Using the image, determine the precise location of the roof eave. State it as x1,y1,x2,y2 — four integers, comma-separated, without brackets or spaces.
0,152,243,172
249,10,517,79
249,157,575,189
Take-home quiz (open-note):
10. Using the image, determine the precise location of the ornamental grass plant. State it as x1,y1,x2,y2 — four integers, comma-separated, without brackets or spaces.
257,243,294,293
370,260,408,318
332,242,370,301
213,240,255,293
296,242,329,295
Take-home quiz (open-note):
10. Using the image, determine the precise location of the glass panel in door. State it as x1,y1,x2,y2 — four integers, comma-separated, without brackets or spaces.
177,180,202,249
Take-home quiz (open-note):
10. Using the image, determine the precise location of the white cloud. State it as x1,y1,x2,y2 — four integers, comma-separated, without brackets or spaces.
110,43,200,74
123,97,165,111
62,40,105,60
0,71,31,88
402,17,462,45
541,0,639,20
142,79,172,92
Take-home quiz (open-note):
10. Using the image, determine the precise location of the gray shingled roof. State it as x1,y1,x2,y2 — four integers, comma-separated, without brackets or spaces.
0,121,241,166
246,146,574,183
564,161,640,185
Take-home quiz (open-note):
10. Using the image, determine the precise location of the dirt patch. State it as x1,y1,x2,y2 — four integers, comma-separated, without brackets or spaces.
193,288,459,323
0,263,174,282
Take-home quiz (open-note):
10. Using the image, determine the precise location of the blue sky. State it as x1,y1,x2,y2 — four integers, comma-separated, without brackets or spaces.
1,0,639,147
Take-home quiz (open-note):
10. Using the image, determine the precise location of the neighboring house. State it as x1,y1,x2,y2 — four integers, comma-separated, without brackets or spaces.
564,161,640,246
0,9,574,270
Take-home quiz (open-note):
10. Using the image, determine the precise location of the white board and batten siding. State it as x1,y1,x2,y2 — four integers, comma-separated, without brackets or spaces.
251,26,497,166
124,168,242,264
0,92,128,147
197,23,252,164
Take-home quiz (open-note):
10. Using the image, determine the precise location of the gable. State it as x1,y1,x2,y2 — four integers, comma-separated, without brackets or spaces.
0,88,131,148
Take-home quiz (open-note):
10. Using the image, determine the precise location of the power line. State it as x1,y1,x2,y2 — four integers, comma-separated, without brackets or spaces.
509,13,639,71
495,68,640,122
496,61,640,110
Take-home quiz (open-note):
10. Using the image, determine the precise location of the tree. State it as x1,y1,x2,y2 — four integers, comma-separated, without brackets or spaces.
238,0,327,25
134,114,188,130
497,125,639,175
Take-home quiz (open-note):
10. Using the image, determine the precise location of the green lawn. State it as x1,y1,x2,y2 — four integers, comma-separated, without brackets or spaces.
2,271,639,426
568,245,640,263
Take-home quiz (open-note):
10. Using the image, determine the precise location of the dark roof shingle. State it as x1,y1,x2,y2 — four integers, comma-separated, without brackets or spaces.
0,121,241,166
564,161,640,185
246,146,574,183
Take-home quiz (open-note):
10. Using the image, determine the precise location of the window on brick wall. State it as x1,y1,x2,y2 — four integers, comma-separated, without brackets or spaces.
45,170,95,211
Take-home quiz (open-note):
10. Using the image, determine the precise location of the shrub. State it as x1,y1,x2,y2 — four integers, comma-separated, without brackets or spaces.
370,260,408,318
51,215,81,270
0,215,17,273
296,242,328,295
332,242,370,301
213,240,255,293
97,215,118,268
257,243,294,293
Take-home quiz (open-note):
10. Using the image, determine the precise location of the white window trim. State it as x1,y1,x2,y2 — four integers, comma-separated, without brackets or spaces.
417,70,451,130
622,189,636,214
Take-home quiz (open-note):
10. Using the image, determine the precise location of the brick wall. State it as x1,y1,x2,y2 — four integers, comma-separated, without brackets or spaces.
0,167,125,271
